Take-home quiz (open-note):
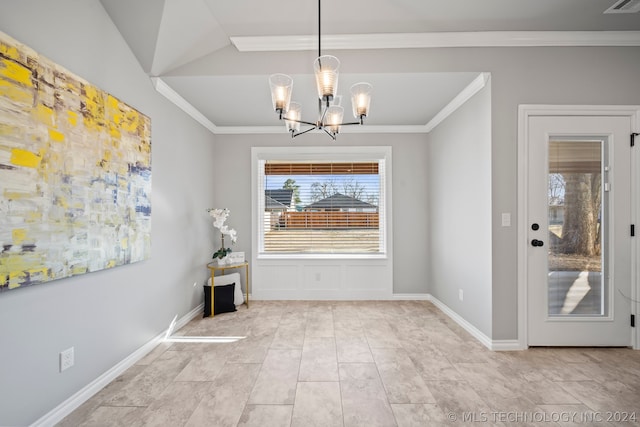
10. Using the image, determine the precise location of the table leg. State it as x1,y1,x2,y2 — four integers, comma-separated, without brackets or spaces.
245,263,249,308
210,270,215,317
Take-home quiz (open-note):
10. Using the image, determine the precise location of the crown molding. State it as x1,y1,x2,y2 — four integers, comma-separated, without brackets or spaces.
150,77,218,134
216,74,490,135
231,31,640,52
212,125,430,135
425,72,489,132
151,73,488,136
150,77,432,135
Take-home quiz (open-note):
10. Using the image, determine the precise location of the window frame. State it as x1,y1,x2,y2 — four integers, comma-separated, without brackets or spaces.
252,146,392,260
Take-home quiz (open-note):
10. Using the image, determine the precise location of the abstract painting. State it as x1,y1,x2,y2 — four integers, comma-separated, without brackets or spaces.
0,31,151,292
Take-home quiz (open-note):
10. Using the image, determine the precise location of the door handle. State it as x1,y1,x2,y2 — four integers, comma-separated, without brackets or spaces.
531,239,544,247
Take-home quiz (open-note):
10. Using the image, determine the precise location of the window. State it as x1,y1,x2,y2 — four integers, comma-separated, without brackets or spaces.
253,147,390,258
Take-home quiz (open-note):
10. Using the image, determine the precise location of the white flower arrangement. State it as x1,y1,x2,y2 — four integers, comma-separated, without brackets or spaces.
207,208,237,259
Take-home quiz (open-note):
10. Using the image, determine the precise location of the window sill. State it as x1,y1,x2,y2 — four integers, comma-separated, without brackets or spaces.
257,253,388,261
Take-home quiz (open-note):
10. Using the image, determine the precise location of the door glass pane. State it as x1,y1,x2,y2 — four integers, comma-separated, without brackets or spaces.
548,140,606,317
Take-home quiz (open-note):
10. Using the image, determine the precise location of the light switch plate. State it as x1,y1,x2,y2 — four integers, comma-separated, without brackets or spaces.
501,213,511,227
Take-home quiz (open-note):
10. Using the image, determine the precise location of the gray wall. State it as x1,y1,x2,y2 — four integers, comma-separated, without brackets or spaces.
211,133,430,295
0,2,217,425
427,80,493,337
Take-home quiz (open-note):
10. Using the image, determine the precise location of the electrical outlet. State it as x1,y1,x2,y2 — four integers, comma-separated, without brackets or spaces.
458,289,464,301
60,347,74,372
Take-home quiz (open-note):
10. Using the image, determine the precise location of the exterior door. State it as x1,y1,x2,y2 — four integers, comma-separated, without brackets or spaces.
527,115,633,346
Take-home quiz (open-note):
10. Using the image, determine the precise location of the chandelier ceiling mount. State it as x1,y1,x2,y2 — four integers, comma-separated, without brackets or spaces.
268,0,372,140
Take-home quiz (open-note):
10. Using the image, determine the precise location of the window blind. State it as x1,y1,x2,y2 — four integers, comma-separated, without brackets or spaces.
259,160,385,255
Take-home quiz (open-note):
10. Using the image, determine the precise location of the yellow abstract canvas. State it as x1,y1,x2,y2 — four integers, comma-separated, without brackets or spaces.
0,31,151,291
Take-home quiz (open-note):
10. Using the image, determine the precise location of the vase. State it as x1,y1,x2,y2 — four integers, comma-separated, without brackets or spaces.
214,234,227,265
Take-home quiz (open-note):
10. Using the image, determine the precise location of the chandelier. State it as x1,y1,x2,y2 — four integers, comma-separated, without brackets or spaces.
268,0,372,140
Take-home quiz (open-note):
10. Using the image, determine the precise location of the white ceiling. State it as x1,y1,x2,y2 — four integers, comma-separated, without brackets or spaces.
99,0,640,132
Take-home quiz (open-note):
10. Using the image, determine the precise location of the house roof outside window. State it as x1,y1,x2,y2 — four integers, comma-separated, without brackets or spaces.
265,189,294,209
304,193,377,211
266,195,289,210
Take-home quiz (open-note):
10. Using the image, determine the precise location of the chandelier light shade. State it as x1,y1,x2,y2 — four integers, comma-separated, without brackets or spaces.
269,73,293,114
350,82,372,119
313,55,340,102
285,102,301,132
326,105,344,134
268,0,372,140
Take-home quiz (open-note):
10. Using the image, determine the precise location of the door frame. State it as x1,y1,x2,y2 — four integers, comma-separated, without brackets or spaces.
517,105,640,350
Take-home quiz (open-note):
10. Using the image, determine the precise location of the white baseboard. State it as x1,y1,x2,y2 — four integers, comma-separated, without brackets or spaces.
392,293,431,300
490,339,525,351
426,295,525,351
249,293,429,301
31,304,204,427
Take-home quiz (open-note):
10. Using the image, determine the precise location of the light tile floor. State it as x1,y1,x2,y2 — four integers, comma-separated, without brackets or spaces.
58,301,640,426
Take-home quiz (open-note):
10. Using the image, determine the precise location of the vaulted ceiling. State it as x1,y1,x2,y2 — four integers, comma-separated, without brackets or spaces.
100,0,640,132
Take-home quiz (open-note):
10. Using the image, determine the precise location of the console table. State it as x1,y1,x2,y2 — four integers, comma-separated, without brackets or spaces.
206,261,250,317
